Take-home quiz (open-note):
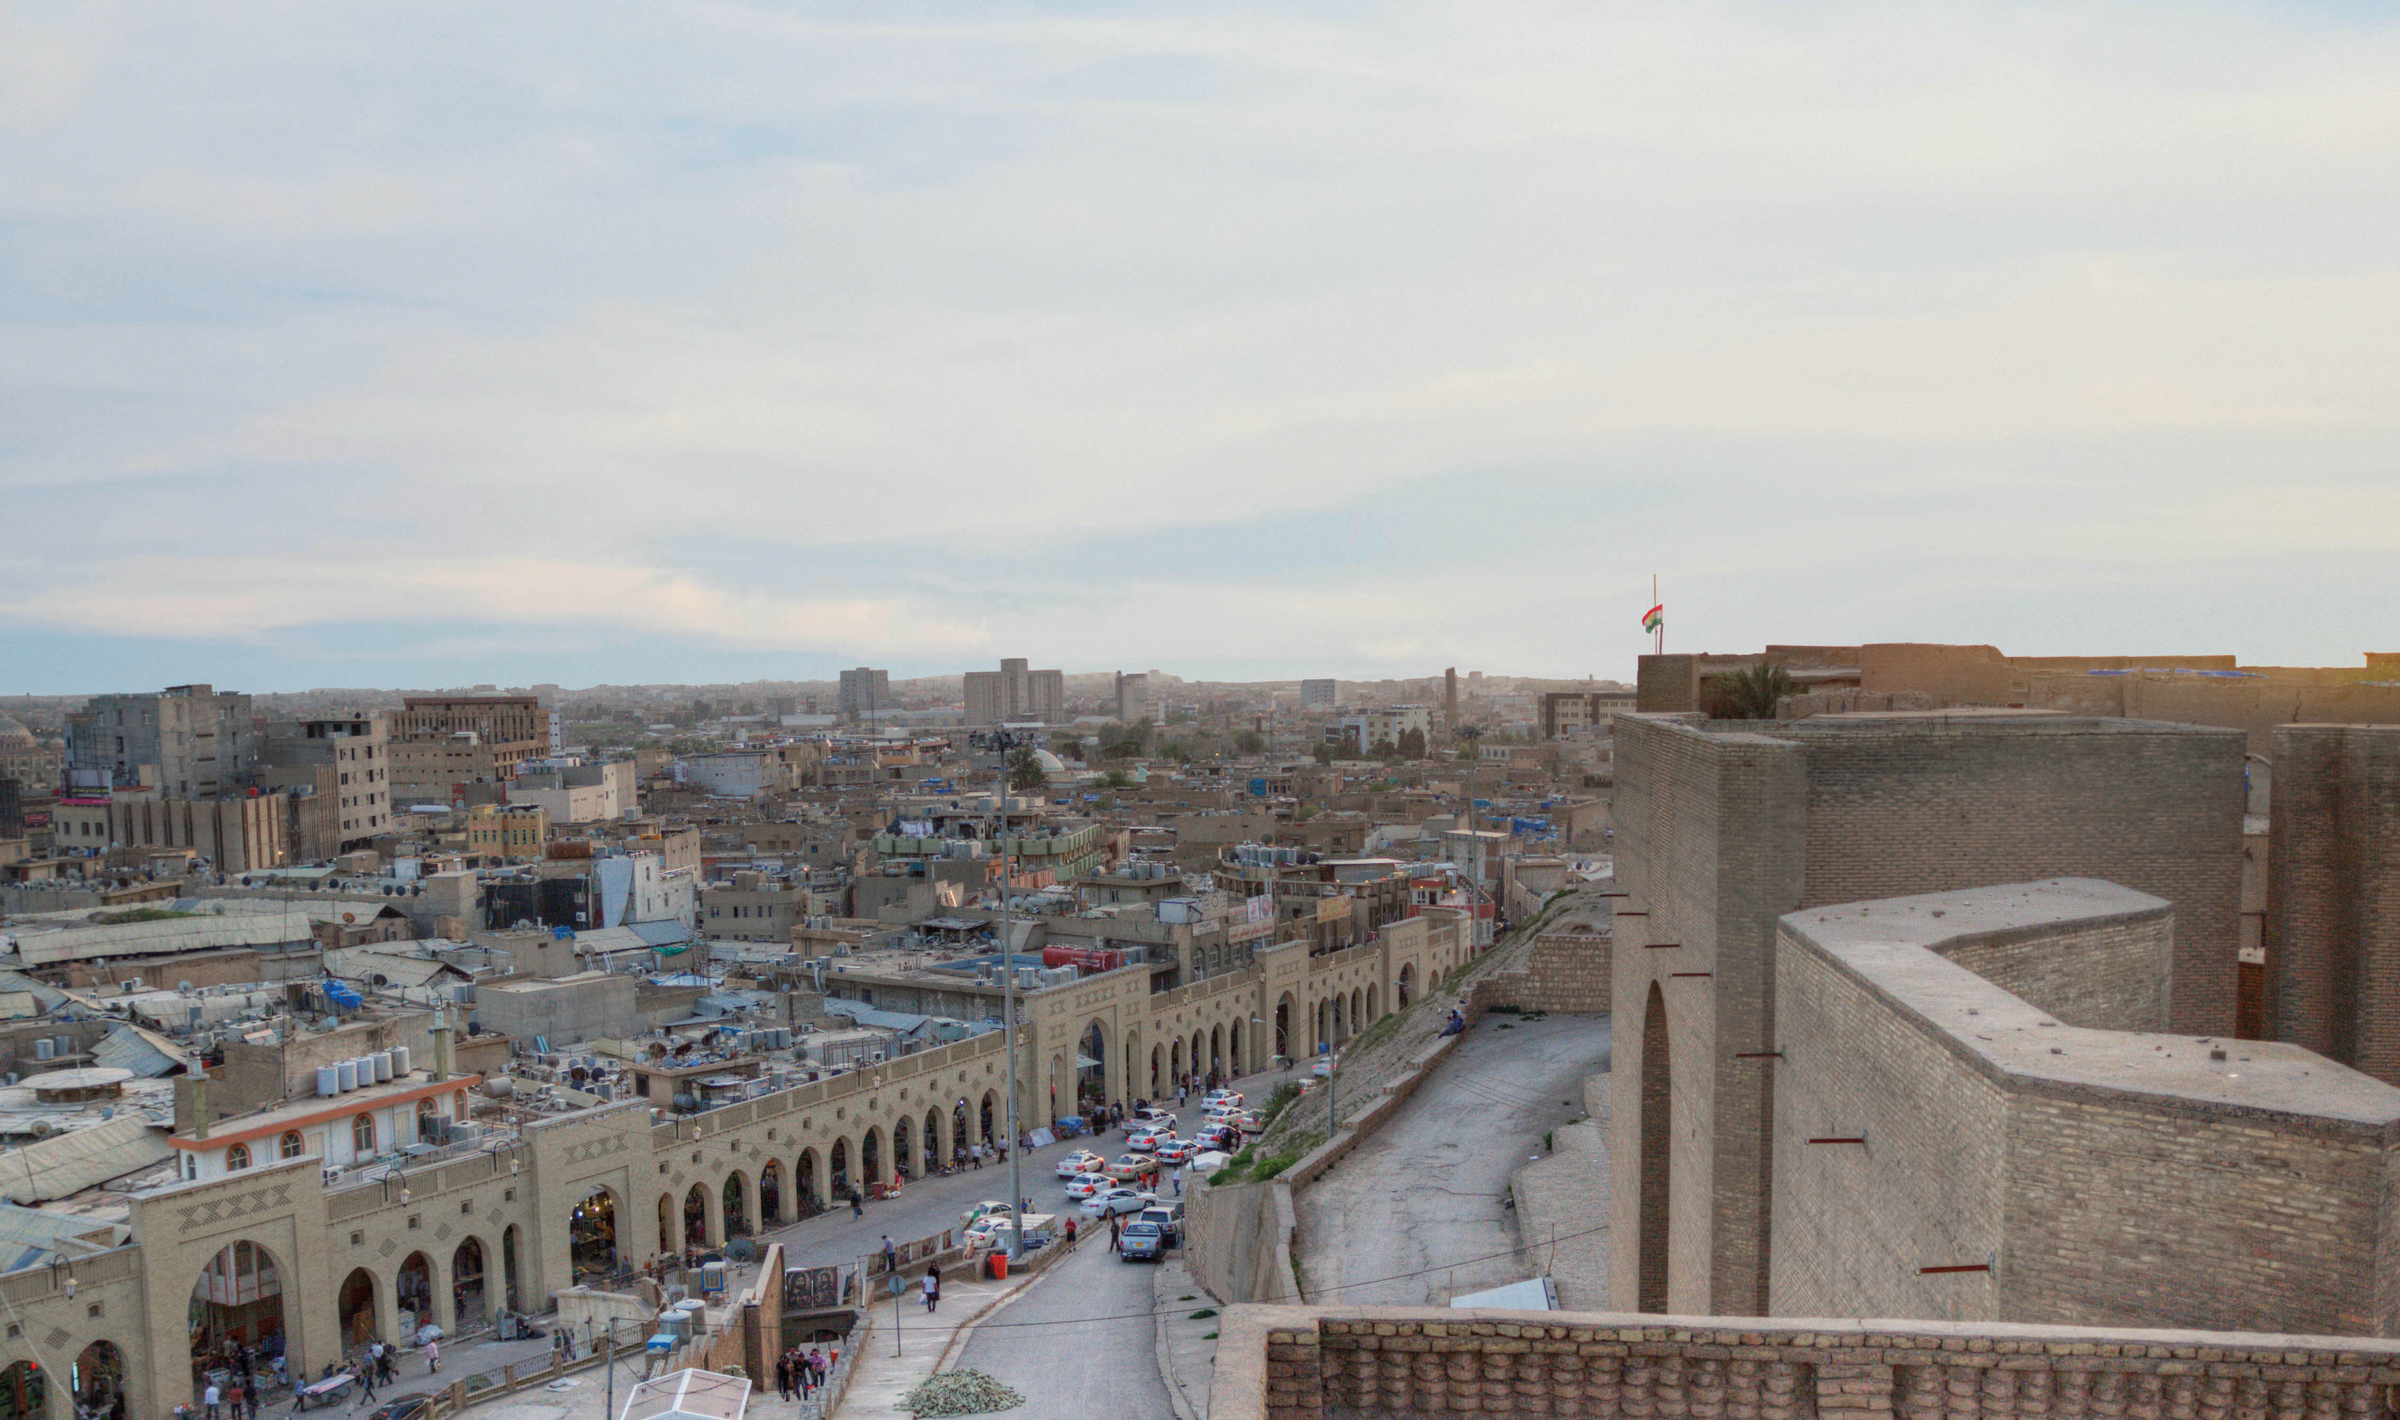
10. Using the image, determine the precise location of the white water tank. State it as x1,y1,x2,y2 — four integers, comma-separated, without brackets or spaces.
318,1066,339,1097
336,1059,358,1092
373,1052,393,1083
392,1046,412,1076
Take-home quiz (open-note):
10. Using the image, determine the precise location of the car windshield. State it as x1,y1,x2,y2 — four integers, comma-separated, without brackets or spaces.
1124,1224,1160,1237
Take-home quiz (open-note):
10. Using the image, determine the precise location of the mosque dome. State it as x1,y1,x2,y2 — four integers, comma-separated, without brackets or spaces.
0,717,34,750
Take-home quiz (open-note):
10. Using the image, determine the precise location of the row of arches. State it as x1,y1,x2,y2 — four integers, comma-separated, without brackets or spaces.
562,1091,1007,1276
330,1230,523,1353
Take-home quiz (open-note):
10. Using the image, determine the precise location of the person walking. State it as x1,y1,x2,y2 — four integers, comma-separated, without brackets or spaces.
1173,1165,1183,1196
775,1351,791,1402
849,1191,863,1219
226,1382,245,1420
1063,1217,1078,1248
203,1381,222,1420
921,1265,940,1314
881,1235,896,1273
424,1339,439,1375
1109,1215,1122,1253
375,1346,393,1387
353,1362,374,1408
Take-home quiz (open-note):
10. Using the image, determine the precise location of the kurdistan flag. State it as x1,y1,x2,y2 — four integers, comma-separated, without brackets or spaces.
1642,603,1664,634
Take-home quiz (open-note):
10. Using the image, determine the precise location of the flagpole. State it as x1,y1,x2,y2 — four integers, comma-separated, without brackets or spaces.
1653,573,1662,655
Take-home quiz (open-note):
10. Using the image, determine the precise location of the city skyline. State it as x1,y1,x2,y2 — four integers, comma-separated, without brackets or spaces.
5,4,2397,688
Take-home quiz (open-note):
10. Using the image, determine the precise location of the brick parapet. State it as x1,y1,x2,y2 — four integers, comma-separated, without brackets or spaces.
1217,1307,2400,1420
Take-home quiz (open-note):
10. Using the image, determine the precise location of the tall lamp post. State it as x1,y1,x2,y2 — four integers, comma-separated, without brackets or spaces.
991,729,1025,1263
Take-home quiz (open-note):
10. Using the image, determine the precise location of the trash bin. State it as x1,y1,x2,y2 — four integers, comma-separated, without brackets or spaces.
989,1251,1009,1280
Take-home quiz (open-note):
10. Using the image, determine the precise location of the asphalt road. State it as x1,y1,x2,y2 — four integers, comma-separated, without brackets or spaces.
954,1230,1179,1420
1293,1013,1612,1306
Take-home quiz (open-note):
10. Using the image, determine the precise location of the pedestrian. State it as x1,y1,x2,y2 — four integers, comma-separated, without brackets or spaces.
226,1382,244,1420
776,1352,791,1402
849,1191,863,1219
376,1346,393,1386
1064,1217,1078,1247
424,1339,439,1375
881,1235,896,1273
354,1363,374,1407
922,1265,939,1314
1109,1215,1122,1253
1173,1166,1183,1197
204,1381,222,1420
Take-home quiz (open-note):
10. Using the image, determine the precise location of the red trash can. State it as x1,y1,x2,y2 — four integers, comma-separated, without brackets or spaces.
990,1250,1009,1280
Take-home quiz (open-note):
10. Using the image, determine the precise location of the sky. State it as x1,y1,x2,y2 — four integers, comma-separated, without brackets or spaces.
4,1,2399,693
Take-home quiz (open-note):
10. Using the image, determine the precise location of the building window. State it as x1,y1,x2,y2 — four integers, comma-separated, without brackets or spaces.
226,1143,251,1171
280,1131,304,1159
353,1113,377,1154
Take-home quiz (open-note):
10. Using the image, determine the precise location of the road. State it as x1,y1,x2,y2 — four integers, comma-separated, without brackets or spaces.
1293,1012,1611,1306
954,1230,1177,1420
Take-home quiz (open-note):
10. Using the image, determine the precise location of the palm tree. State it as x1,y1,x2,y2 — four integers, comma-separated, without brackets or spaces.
1706,663,1798,720
1006,747,1048,792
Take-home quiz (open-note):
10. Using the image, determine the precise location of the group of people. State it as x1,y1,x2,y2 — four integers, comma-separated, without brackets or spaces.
772,1345,834,1402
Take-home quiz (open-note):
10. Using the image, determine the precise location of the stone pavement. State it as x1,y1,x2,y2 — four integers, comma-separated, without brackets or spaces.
1151,1251,1221,1420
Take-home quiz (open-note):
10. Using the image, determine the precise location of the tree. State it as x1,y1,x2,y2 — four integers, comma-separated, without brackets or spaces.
1397,728,1427,759
1007,748,1049,792
1705,663,1799,720
1098,769,1133,790
1311,741,1336,766
1234,730,1265,755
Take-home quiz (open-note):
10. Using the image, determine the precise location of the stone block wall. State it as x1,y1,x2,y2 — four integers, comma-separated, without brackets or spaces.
1220,1307,2400,1420
1478,928,1612,1014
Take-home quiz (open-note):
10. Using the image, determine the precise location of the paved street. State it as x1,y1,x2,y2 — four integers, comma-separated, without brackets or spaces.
1293,1012,1611,1306
954,1233,1177,1420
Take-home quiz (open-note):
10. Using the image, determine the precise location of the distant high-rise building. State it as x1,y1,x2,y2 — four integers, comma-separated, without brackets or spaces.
1444,667,1459,723
1300,679,1338,712
964,658,1066,725
258,714,392,851
1114,671,1158,724
838,668,891,718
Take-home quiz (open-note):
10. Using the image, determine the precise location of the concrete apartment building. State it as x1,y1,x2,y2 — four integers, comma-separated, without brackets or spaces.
1114,670,1159,723
964,658,1065,724
65,684,255,795
1300,678,1338,711
836,667,889,718
257,715,390,851
508,759,634,823
1540,689,1635,739
387,694,546,806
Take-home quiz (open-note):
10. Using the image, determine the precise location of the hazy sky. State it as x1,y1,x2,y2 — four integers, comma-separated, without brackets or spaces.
5,2,2398,692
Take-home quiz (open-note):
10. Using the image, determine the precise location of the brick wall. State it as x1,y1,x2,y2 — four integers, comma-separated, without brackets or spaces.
1608,716,1807,1317
1777,879,2400,1338
1613,716,2246,1327
2267,725,2400,1087
1221,1307,2400,1420
1784,717,2244,1037
1476,928,1611,1013
1936,917,2170,1032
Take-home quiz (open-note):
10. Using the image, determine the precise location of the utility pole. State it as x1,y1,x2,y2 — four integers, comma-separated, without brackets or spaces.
997,734,1024,1264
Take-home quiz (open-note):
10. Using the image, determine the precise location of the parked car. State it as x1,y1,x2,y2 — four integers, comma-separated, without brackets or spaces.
1063,1172,1112,1199
1082,1187,1157,1218
1138,1203,1184,1246
1055,1150,1107,1179
1118,1221,1166,1261
963,1215,1017,1247
1204,1090,1242,1108
1105,1153,1159,1181
960,1199,1014,1229
1312,1055,1338,1078
1130,1106,1177,1129
1126,1131,1165,1154
1153,1137,1198,1164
